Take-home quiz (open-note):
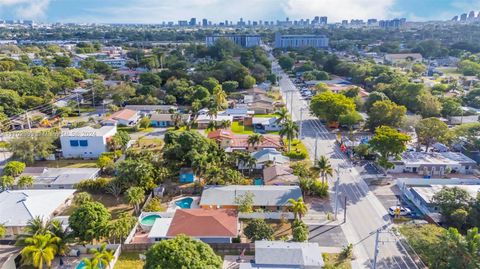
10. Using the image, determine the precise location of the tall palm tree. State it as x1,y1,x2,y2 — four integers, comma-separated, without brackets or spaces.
279,119,299,153
288,198,308,220
171,113,183,130
245,155,257,175
80,257,99,269
275,107,291,124
247,133,264,148
207,107,218,119
213,87,227,111
314,156,333,184
219,120,231,129
24,217,48,236
20,233,59,269
126,187,145,215
206,121,219,131
47,219,72,256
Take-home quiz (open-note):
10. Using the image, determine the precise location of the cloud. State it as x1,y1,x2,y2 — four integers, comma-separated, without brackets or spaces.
282,0,397,22
0,0,51,19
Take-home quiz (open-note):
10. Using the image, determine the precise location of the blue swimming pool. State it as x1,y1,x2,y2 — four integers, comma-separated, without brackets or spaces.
175,197,194,209
140,214,161,226
76,260,103,269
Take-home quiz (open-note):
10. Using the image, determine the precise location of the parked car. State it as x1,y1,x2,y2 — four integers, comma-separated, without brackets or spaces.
388,206,411,216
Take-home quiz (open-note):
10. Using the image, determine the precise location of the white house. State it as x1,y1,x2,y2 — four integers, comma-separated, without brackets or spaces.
16,167,100,189
0,189,75,239
252,117,281,133
106,109,141,126
196,114,233,129
389,152,477,176
60,125,117,159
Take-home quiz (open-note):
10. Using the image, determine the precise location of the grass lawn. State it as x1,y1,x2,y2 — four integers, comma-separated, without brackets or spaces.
31,159,97,168
115,251,144,269
130,138,163,152
436,67,462,76
269,220,292,239
322,253,352,269
283,139,309,160
253,114,278,118
61,192,133,220
231,122,254,134
398,224,444,267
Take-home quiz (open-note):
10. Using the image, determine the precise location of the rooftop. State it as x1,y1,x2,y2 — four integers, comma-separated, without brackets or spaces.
231,135,282,149
411,185,480,204
252,149,290,164
0,189,75,227
61,125,116,137
207,129,234,140
395,152,476,166
200,185,302,207
20,167,100,186
263,165,299,185
109,109,138,121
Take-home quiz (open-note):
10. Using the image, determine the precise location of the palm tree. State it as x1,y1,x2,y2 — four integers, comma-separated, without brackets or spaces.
314,156,333,184
299,177,313,196
213,87,227,111
206,121,219,131
17,175,34,189
80,257,99,269
279,119,299,153
0,223,6,238
24,216,48,236
47,219,72,256
0,175,14,191
207,107,218,119
20,233,59,269
247,133,264,149
288,198,308,220
245,155,257,175
90,243,114,268
171,113,183,130
192,155,209,178
126,187,145,214
275,107,291,124
219,120,231,129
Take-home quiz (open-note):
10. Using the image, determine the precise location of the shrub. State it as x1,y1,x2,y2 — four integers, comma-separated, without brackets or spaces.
244,219,274,242
74,177,112,193
284,140,308,160
292,220,309,242
311,181,329,198
143,197,165,212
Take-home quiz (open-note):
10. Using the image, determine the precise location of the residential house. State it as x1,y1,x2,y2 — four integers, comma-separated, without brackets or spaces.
147,209,239,243
389,152,477,176
239,241,325,269
220,108,254,121
60,125,117,159
15,167,100,189
263,165,299,185
179,168,197,183
207,131,283,152
196,114,233,129
200,185,302,211
0,189,75,239
124,105,178,115
150,113,189,127
106,109,140,126
252,117,281,133
247,96,277,115
207,129,235,149
243,149,290,170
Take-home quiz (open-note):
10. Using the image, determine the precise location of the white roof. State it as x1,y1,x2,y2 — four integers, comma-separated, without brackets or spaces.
412,185,480,204
0,189,75,227
61,126,116,137
252,117,277,125
147,218,173,239
395,152,476,166
197,114,233,123
20,167,100,186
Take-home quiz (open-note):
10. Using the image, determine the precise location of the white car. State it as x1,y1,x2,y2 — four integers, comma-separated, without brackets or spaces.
388,206,411,216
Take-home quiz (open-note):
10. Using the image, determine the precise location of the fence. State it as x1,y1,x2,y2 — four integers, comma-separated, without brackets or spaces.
239,212,294,220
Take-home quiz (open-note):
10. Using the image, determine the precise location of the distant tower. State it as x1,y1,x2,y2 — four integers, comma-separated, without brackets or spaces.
460,13,468,21
468,11,476,19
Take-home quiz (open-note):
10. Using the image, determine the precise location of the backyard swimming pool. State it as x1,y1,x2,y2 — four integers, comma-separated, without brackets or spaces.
140,214,162,225
175,197,194,209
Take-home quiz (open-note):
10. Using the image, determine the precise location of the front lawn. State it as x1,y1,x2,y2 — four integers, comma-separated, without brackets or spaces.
231,122,254,134
253,114,277,118
322,253,352,269
30,159,97,168
115,251,144,269
283,139,308,160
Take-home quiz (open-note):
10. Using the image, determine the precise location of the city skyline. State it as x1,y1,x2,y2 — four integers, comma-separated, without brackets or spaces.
0,0,480,23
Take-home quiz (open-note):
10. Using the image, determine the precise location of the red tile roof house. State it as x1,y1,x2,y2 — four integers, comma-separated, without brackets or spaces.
147,209,239,243
208,130,283,152
104,108,140,126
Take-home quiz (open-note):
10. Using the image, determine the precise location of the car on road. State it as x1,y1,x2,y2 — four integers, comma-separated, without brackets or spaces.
388,206,411,216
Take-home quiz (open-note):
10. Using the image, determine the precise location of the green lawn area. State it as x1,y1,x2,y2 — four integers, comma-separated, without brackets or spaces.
322,253,352,269
231,122,254,134
398,224,445,267
253,114,277,118
31,159,97,168
436,67,462,76
115,251,144,269
283,139,309,160
61,192,133,220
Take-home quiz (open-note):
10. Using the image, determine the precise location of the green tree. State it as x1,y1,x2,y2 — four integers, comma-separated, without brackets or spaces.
8,136,56,164
96,155,114,173
202,77,220,92
0,223,6,238
369,126,411,170
364,91,390,112
126,187,145,214
313,156,333,184
247,133,264,148
275,107,291,124
53,55,71,68
244,219,274,242
138,117,151,129
292,220,309,242
242,75,256,89
278,55,295,70
69,201,111,243
417,93,442,118
144,235,222,269
221,80,239,92
339,111,363,137
17,175,34,189
139,73,161,87
20,233,60,269
3,161,26,177
280,119,299,153
73,192,92,206
367,100,406,131
108,131,130,151
89,243,114,269
116,159,156,190
288,198,308,220
234,191,254,213
310,91,356,123
415,117,450,152
432,187,472,226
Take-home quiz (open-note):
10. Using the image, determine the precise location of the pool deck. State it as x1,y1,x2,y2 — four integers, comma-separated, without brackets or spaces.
167,196,201,212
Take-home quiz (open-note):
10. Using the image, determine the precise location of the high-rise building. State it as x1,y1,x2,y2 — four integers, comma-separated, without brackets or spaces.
189,18,197,26
341,20,348,25
274,32,329,49
468,11,476,19
205,34,261,48
367,19,378,25
452,15,459,21
460,13,468,21
178,20,188,26
320,16,328,25
202,18,208,27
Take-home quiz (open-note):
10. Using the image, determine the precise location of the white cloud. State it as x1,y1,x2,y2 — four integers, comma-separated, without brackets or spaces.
282,0,397,22
0,0,51,19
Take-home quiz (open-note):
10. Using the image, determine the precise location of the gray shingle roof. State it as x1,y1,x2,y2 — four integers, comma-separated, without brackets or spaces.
254,241,324,267
200,185,302,207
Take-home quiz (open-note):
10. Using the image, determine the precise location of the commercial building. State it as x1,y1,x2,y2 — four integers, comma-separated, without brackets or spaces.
60,125,117,159
205,35,261,48
388,152,477,176
274,33,329,49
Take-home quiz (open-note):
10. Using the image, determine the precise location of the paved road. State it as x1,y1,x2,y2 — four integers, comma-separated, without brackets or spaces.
272,60,424,269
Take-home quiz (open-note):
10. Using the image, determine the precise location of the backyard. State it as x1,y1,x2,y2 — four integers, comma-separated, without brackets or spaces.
231,121,254,134
61,192,134,220
114,251,144,269
30,159,97,168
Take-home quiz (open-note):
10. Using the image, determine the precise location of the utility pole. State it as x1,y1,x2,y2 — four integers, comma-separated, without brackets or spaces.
26,111,31,130
334,165,341,220
299,108,304,139
373,229,380,269
76,94,81,116
343,196,347,223
314,134,318,162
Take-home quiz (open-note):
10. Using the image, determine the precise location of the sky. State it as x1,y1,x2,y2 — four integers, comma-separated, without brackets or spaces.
0,0,479,23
